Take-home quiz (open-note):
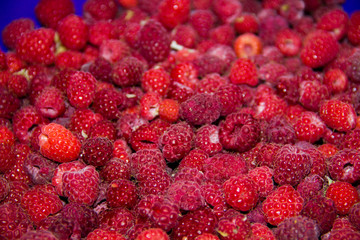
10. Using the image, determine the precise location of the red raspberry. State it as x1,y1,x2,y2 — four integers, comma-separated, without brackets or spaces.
67,71,97,109
6,74,29,98
196,73,227,94
139,19,171,64
112,56,146,87
348,11,360,45
171,62,198,89
195,124,222,156
301,195,337,234
158,0,190,29
130,119,170,151
62,165,100,206
3,143,31,185
254,92,287,121
18,230,58,240
234,13,259,33
275,28,302,56
35,0,74,29
23,153,57,185
88,20,117,46
131,148,166,174
293,111,326,143
57,14,88,50
248,166,274,198
229,58,258,86
171,207,217,240
166,81,195,103
258,62,288,84
180,93,222,126
274,216,320,240
172,24,198,49
21,185,63,225
216,211,252,240
83,0,118,21
323,68,348,94
68,108,103,137
219,112,260,153
0,88,20,119
328,149,360,183
262,185,304,226
3,181,29,204
178,149,208,171
340,129,360,151
159,122,194,162
317,9,348,40
88,57,113,82
173,167,205,184
250,223,276,240
139,92,161,121
159,99,180,123
319,99,357,132
116,113,148,142
190,10,215,38
52,161,86,195
265,115,296,144
89,119,117,141
86,229,126,240
99,39,131,63
326,181,360,215
0,176,9,201
81,137,113,166
273,144,311,186
34,86,66,119
55,51,84,71
112,139,131,162
141,67,170,97
296,174,324,203
203,153,247,184
136,194,180,231
299,80,330,112
0,125,15,173
209,24,235,46
194,233,220,240
99,207,135,235
2,18,34,49
234,33,263,59
101,158,131,182
214,84,243,116
0,203,32,239
223,175,259,211
349,203,360,231
92,88,125,120
212,0,242,23
136,228,169,240
38,123,81,163
167,180,205,211
300,30,339,68
106,179,137,208
258,13,288,45
16,28,56,65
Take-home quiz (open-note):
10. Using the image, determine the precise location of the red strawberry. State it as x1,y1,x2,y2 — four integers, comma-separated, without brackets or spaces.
35,0,75,29
67,71,97,109
229,58,258,86
16,28,56,65
319,99,356,132
262,185,304,226
21,185,63,225
326,181,360,215
62,165,100,206
158,0,191,29
300,30,339,68
2,18,34,49
38,123,81,163
57,14,88,50
139,19,171,64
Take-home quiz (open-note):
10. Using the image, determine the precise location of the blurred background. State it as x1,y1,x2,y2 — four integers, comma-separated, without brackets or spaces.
0,0,359,51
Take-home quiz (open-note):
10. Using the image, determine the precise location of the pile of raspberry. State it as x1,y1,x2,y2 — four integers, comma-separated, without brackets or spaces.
1,0,360,239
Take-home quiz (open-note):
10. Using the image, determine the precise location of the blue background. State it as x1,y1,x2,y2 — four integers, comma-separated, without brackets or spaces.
0,0,359,51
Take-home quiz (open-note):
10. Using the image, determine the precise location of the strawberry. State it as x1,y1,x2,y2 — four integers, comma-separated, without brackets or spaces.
1,18,34,49
158,0,191,29
57,14,88,50
139,19,171,64
38,123,81,163
326,181,360,215
319,99,357,132
16,28,56,65
300,30,339,68
35,0,75,29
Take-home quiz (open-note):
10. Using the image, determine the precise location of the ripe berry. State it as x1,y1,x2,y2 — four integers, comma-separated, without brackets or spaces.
106,179,137,208
326,181,360,215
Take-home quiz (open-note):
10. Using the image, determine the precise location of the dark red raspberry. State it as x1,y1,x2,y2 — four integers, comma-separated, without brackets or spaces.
190,9,215,38
23,153,57,185
194,124,222,156
178,149,209,171
81,137,113,167
92,88,125,120
98,207,135,235
0,88,21,119
106,179,137,208
112,56,146,87
274,216,320,240
173,167,205,184
34,86,66,119
216,210,252,240
2,18,34,49
297,174,324,203
89,119,117,141
349,203,360,231
101,158,131,182
328,149,360,184
248,166,274,198
0,203,33,239
35,0,74,29
265,114,296,144
83,0,118,21
219,112,260,153
88,57,113,82
66,71,97,109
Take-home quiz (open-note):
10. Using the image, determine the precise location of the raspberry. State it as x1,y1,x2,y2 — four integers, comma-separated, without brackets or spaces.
139,19,171,64
178,149,208,171
254,92,287,121
348,11,360,45
223,175,259,211
16,28,56,65
88,57,112,82
326,181,360,215
0,176,9,201
317,9,348,40
35,0,74,29
141,67,171,97
229,58,258,86
101,158,131,182
38,123,81,163
139,92,161,121
0,88,21,119
88,20,117,46
214,83,244,116
234,13,259,33
99,207,135,235
112,56,146,87
194,124,222,156
171,207,218,240
19,230,58,240
136,194,180,232
262,185,304,226
275,28,302,56
258,12,288,45
190,10,215,38
136,228,169,240
274,216,320,240
349,203,360,231
159,122,194,162
248,166,274,198
250,223,276,240
216,211,252,240
34,86,66,119
57,14,88,51
219,112,260,153
299,80,330,112
92,88,125,120
136,163,172,196
167,180,205,211
83,0,118,21
67,71,97,109
203,153,247,184
173,167,205,184
273,144,311,186
300,30,339,68
89,119,117,141
0,203,32,239
86,229,126,240
81,137,113,166
21,185,63,225
212,0,242,23
180,93,221,126
68,108,103,137
159,98,180,123
265,115,296,144
297,174,324,203
328,149,360,183
293,111,326,143
319,99,357,132
234,33,263,59
158,0,191,29
2,18,34,49
23,152,57,185
106,179,137,208
62,165,100,206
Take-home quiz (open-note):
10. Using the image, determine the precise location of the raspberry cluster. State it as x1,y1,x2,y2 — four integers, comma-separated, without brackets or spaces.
1,0,360,239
